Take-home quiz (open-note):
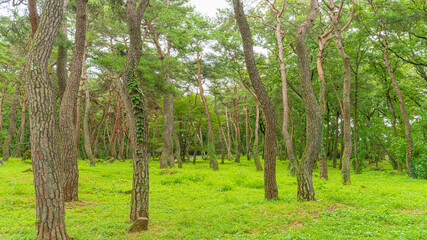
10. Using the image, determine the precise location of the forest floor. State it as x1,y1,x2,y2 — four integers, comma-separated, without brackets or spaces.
0,157,426,240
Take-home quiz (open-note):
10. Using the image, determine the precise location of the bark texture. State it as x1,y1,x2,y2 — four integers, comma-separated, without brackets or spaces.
83,64,95,165
233,0,278,199
118,0,150,225
294,0,322,201
25,0,68,238
13,93,27,158
58,0,88,202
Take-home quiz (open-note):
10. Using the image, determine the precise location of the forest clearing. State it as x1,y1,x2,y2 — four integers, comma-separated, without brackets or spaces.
1,158,426,239
0,0,426,239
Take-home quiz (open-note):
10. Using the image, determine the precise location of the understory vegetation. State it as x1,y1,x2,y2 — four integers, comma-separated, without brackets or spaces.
1,157,425,240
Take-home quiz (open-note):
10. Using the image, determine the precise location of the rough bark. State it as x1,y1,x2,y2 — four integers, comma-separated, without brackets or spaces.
25,0,68,238
294,0,321,201
28,0,39,36
117,0,150,224
233,0,278,199
57,0,71,101
58,0,88,202
196,43,218,171
2,85,19,162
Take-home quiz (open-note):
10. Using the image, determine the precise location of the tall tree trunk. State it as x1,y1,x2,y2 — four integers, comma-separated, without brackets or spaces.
25,0,68,238
233,0,278,199
339,119,344,170
117,0,150,226
225,106,233,159
59,0,87,202
244,95,250,161
0,89,5,133
353,68,360,174
83,64,95,165
2,85,20,162
13,93,27,158
330,0,352,184
75,81,83,158
233,88,241,163
196,43,218,171
294,0,321,201
369,0,415,178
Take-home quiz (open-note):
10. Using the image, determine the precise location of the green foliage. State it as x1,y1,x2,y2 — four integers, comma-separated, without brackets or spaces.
0,158,426,239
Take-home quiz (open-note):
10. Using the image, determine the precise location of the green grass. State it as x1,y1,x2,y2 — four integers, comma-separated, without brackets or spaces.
0,157,426,239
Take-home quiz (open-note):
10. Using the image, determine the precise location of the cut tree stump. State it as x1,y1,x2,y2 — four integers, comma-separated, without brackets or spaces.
128,217,149,232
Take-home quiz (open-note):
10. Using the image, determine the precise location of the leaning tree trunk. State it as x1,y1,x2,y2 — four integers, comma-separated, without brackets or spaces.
13,94,27,158
196,44,218,171
25,0,69,238
2,85,19,162
117,0,150,229
59,0,87,202
294,0,322,201
83,64,96,165
233,0,278,199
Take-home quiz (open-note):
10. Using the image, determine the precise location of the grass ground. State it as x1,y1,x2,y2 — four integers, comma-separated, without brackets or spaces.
0,157,426,239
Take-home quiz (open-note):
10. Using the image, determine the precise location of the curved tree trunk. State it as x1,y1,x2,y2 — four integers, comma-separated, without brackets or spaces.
25,0,68,238
294,0,321,201
118,0,150,227
233,0,278,199
330,0,352,184
59,0,88,202
2,85,19,162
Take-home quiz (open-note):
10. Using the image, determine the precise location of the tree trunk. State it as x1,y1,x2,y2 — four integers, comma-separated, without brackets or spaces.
233,89,241,163
333,111,339,168
225,106,233,159
83,64,95,165
59,0,87,202
244,95,250,161
196,43,218,171
2,85,20,162
339,119,344,170
384,47,416,178
173,127,182,168
57,4,69,101
233,0,278,199
193,118,202,164
75,81,83,158
25,0,69,238
160,73,174,168
294,0,321,201
331,1,352,184
118,0,150,225
28,0,39,36
13,93,27,158
353,68,360,174
214,102,226,164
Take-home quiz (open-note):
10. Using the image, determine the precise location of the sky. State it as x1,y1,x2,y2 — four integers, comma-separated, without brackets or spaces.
189,0,230,18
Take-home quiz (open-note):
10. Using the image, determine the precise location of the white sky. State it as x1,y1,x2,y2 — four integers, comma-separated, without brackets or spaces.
189,0,230,18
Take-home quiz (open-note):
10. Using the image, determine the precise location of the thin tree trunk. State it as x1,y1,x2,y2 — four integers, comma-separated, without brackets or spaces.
294,0,321,201
2,85,20,162
233,88,241,163
193,118,202,164
225,106,233,159
173,127,182,168
333,111,339,168
330,0,353,184
75,81,83,158
57,0,69,101
25,0,68,237
244,95,250,161
196,43,218,171
83,63,95,165
214,102,226,164
233,0,278,199
13,93,27,158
